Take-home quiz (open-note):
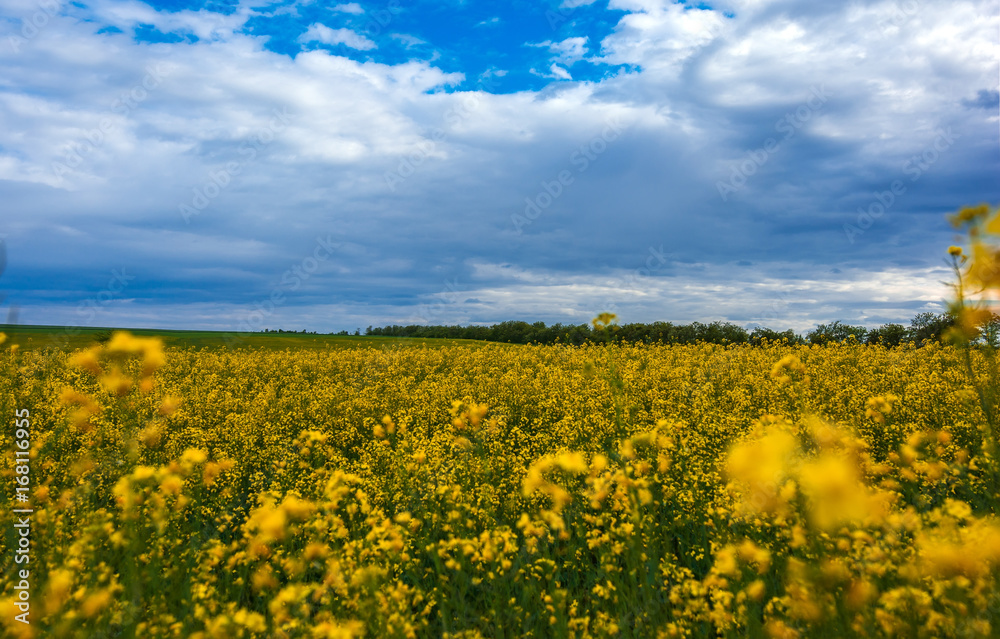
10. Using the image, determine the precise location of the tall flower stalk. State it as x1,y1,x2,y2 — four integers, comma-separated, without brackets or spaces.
946,204,1000,501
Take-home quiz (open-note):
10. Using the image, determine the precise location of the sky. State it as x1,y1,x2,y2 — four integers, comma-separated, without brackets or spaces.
0,0,998,334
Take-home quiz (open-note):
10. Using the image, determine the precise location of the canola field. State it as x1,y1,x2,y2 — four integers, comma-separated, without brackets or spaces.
1,333,1000,639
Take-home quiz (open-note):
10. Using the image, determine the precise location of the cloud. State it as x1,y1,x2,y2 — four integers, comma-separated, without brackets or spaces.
549,64,572,80
299,23,376,51
332,3,364,15
529,36,589,65
964,89,1000,110
390,33,427,48
0,0,995,334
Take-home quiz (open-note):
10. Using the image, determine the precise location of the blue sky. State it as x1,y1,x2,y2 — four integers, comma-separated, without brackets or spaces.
0,0,997,334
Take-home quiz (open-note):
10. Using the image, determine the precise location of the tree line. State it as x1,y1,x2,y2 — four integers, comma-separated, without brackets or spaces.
363,311,1000,347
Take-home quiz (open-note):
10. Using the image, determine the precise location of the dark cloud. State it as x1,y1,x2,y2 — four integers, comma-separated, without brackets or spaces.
963,89,1000,110
0,0,996,333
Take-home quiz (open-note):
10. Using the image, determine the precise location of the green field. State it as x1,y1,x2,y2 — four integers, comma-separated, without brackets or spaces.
0,324,488,352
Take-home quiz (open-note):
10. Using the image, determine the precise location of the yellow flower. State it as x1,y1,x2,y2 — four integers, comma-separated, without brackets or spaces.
918,518,1000,578
726,424,797,516
798,453,887,530
311,620,366,639
140,423,163,449
80,589,112,618
159,474,184,496
232,609,266,632
158,396,182,416
746,579,766,601
104,331,166,376
554,451,588,474
967,240,1000,290
987,208,1000,234
99,366,133,397
251,503,288,542
280,495,315,520
736,540,772,573
949,203,991,227
43,570,74,615
202,461,231,487
765,619,800,639
769,355,806,385
251,565,278,591
180,448,208,465
846,579,877,610
132,466,157,481
69,346,103,375
591,312,618,330
865,394,898,423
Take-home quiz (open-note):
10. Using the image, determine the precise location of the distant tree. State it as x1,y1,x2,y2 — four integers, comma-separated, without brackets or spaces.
807,320,868,345
980,313,1000,348
750,327,799,345
865,323,909,347
909,312,955,344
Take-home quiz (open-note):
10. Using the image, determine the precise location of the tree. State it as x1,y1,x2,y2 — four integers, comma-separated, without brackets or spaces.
750,327,800,345
865,323,909,347
806,321,868,345
909,312,954,344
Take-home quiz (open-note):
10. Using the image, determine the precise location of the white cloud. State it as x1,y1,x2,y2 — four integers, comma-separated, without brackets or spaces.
530,36,589,65
332,3,364,14
299,23,377,51
549,64,572,80
84,0,250,42
390,33,427,48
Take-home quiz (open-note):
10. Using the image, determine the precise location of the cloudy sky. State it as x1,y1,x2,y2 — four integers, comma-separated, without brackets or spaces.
0,0,997,334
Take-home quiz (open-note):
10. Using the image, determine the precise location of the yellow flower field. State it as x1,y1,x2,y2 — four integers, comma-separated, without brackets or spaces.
0,336,997,638
0,205,998,638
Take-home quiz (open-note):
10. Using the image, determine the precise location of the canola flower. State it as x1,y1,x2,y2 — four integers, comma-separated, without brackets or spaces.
0,208,999,638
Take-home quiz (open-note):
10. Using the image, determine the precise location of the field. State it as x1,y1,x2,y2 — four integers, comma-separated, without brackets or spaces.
0,325,487,353
2,331,1000,638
